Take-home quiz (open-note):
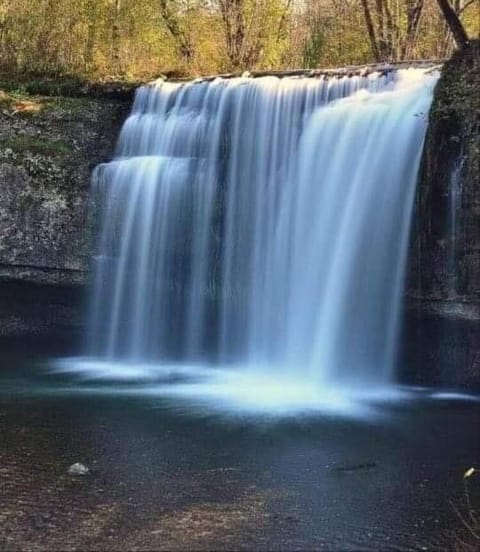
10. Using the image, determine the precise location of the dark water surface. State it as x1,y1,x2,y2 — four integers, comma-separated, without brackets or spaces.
1,343,479,550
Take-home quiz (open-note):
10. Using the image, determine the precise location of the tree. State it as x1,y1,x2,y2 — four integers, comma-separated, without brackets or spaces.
111,0,122,73
436,0,472,50
402,0,426,59
217,0,257,69
0,0,477,81
360,0,426,62
302,14,325,69
360,0,381,61
216,0,291,71
159,0,194,64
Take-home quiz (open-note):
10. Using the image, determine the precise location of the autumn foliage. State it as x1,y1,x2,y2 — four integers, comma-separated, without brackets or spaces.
0,0,478,81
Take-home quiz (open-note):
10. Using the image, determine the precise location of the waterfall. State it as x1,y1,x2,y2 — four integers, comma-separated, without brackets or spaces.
85,69,438,393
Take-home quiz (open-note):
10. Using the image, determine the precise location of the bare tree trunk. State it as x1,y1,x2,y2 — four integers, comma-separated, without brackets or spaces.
112,0,122,73
363,0,423,62
374,0,389,59
436,0,470,49
401,0,425,60
218,0,247,70
159,0,194,64
84,0,97,72
439,0,474,57
361,0,381,61
233,0,245,67
275,0,292,45
382,0,397,59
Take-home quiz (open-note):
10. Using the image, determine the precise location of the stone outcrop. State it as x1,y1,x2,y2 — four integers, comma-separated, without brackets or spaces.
403,42,480,389
0,90,130,335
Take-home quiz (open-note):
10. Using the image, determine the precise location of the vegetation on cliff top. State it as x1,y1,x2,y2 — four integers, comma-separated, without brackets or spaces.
0,1,478,83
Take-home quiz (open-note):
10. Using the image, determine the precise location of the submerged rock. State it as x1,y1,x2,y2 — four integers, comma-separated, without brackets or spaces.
67,462,89,476
333,462,378,474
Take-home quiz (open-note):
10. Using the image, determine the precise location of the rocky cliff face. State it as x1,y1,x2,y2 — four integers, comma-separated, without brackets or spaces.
0,91,130,336
403,42,480,389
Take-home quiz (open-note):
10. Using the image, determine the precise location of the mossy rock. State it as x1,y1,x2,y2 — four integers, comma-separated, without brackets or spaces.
0,75,138,101
410,40,480,303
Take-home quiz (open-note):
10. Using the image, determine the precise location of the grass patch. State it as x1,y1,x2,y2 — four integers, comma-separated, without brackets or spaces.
0,72,138,119
0,88,94,118
0,76,87,97
0,135,73,156
0,74,138,100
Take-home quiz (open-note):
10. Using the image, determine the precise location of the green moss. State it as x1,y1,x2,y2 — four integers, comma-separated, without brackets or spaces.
0,76,87,97
0,75,138,101
426,41,480,188
429,42,479,124
0,136,73,156
412,41,480,302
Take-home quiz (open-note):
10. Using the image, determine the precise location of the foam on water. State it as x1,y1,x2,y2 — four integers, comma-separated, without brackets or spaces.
50,358,478,419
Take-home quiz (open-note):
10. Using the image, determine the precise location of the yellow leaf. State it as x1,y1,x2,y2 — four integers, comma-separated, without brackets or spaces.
464,467,476,478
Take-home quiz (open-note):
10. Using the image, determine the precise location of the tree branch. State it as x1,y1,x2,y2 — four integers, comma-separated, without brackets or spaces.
458,0,477,15
159,0,194,62
401,0,425,60
436,0,470,49
361,0,381,62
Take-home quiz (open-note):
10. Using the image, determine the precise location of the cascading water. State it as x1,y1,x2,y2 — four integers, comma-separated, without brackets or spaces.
62,68,439,413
